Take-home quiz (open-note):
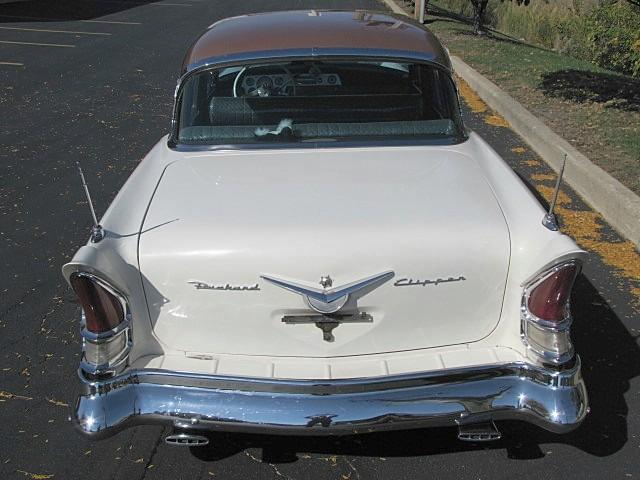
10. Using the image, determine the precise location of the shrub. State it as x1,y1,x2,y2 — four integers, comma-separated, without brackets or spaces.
431,0,640,77
584,1,640,76
430,0,500,26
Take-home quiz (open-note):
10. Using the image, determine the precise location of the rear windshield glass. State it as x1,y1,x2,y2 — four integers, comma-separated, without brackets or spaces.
177,59,464,145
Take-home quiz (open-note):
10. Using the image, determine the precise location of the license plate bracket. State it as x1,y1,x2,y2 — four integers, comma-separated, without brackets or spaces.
281,312,373,342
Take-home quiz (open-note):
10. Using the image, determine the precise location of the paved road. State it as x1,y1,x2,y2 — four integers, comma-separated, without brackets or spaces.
1,1,639,478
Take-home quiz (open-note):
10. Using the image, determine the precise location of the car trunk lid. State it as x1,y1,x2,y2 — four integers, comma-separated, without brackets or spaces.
138,147,510,357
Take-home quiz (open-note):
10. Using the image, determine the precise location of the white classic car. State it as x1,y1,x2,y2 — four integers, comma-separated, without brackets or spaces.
64,10,588,445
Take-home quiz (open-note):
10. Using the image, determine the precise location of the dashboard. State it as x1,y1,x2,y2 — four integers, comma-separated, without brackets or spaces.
238,71,342,97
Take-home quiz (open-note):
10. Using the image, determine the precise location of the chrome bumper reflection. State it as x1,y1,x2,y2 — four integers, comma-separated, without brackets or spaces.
73,358,588,439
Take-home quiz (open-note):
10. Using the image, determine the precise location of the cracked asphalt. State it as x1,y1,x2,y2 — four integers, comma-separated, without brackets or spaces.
1,0,639,478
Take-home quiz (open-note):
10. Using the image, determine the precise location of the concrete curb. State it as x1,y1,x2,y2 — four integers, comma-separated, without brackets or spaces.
378,0,640,247
451,57,640,247
380,0,407,15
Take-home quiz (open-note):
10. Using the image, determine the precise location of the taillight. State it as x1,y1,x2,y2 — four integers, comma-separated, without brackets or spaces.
70,272,131,378
527,264,578,322
521,260,581,365
70,273,124,333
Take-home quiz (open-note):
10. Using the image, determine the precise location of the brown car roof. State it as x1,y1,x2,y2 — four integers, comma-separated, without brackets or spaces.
181,10,450,72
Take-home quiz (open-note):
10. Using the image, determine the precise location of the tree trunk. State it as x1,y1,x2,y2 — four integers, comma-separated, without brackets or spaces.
471,0,488,35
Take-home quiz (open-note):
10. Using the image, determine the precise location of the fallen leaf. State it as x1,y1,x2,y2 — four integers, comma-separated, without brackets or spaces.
0,391,32,401
16,470,54,479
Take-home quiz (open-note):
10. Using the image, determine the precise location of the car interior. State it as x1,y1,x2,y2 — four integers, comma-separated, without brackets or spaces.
177,60,463,144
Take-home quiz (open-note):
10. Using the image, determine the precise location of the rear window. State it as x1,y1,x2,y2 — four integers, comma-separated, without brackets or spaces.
176,59,464,145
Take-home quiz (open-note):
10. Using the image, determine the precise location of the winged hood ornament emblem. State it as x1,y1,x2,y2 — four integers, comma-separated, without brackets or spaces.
260,271,394,314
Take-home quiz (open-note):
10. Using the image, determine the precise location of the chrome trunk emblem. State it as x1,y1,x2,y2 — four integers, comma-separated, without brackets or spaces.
188,281,260,291
260,271,394,314
393,276,466,287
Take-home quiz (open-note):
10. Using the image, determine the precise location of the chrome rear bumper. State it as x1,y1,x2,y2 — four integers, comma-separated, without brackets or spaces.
73,358,588,439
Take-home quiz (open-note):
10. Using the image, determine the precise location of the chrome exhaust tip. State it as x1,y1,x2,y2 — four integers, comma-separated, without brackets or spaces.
165,432,210,447
457,420,501,442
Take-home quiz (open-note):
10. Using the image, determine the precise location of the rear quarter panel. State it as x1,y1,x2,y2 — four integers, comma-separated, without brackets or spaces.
454,132,586,354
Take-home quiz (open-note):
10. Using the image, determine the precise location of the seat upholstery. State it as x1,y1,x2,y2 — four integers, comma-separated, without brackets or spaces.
208,94,423,126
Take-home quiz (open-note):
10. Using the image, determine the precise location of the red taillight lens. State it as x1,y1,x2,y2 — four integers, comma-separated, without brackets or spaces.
527,264,578,322
70,274,124,333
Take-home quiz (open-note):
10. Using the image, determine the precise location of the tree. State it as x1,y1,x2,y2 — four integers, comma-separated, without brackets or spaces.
469,0,489,34
470,0,530,35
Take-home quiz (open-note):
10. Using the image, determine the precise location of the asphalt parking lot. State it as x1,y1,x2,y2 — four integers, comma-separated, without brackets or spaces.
1,0,639,478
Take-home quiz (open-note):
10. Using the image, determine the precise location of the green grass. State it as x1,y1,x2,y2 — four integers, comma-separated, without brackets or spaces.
426,17,640,195
429,20,605,86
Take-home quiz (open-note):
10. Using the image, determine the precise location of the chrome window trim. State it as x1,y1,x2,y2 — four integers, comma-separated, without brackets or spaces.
181,48,453,75
170,136,469,152
168,48,462,149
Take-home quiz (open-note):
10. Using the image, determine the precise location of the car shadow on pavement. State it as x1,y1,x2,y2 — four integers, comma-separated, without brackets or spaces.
0,0,160,22
190,275,638,463
539,69,640,112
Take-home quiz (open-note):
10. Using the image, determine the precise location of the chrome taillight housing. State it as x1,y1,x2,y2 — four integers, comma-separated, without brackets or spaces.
521,260,580,365
70,272,132,377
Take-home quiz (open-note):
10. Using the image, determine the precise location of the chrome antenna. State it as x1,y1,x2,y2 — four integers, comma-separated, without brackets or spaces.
542,153,567,231
76,162,104,242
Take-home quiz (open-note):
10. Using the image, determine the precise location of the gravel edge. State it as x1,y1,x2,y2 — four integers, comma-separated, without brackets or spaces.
451,56,640,247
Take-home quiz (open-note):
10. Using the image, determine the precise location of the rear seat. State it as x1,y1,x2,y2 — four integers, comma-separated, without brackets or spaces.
208,94,423,126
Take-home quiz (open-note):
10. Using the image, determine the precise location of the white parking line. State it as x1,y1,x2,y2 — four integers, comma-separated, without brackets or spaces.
0,15,141,25
81,19,142,25
0,26,111,36
0,61,24,66
0,40,75,48
0,14,62,21
90,0,191,5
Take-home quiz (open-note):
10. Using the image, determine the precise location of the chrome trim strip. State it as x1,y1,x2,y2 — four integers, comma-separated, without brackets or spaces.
80,310,131,342
73,272,131,341
520,254,584,287
79,358,581,393
72,358,588,439
170,137,468,152
183,48,453,75
79,336,131,377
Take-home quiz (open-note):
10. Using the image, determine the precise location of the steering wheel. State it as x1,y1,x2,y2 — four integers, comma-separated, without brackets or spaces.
233,65,296,98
